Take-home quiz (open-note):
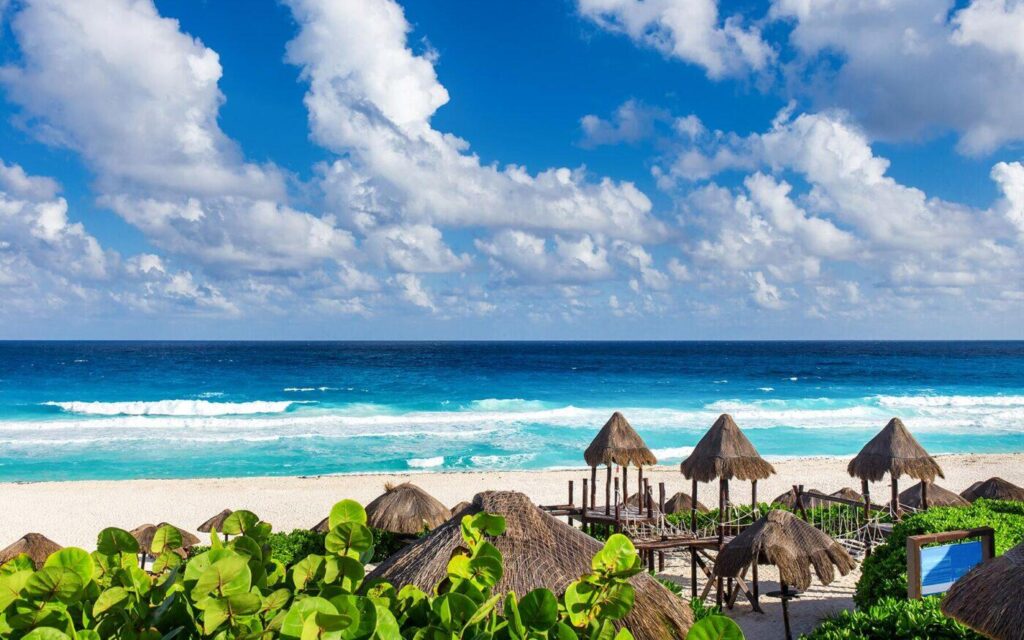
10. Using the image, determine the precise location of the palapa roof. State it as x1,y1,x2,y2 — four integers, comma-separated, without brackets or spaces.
942,540,1024,639
771,488,827,510
960,477,1024,503
889,481,969,510
847,418,942,482
715,510,856,591
129,523,201,553
366,482,452,536
0,533,62,569
680,414,775,482
451,501,472,515
664,492,708,514
369,491,692,640
830,487,864,503
311,517,329,534
584,412,657,468
197,509,233,532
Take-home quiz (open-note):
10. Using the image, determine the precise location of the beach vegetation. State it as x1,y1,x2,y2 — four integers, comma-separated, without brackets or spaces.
0,500,670,640
801,597,979,639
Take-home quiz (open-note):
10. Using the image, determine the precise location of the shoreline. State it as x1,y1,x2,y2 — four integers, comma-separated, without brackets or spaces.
3,452,1021,549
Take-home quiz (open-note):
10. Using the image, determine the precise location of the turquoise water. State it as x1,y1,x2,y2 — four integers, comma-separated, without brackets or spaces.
0,341,1022,481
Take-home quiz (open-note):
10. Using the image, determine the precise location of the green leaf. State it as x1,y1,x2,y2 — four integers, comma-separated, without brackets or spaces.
151,550,182,573
281,597,337,639
23,566,84,604
21,628,72,640
471,514,506,537
431,593,477,633
227,592,263,616
592,535,640,577
151,525,183,554
466,555,502,589
222,510,260,536
0,554,34,575
292,555,326,591
43,548,94,585
262,588,292,614
96,528,139,556
0,569,31,610
685,615,744,640
517,589,557,631
372,604,401,640
551,622,577,640
329,500,368,530
192,555,252,598
325,523,374,557
202,596,231,635
92,586,129,616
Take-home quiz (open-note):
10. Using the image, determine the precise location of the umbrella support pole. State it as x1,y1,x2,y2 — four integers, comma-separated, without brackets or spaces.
781,583,793,640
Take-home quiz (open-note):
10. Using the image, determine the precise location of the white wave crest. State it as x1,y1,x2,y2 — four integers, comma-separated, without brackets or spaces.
651,446,694,461
43,399,296,416
467,398,549,412
408,456,445,468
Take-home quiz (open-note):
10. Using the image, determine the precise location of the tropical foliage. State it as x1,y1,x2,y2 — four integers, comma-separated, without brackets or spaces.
801,597,980,640
0,500,664,640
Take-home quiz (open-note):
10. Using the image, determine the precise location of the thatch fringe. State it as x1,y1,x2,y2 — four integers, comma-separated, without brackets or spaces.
942,541,1024,640
584,412,657,467
680,414,775,482
366,482,452,535
960,477,1024,503
665,492,708,514
847,418,942,482
369,491,692,640
771,488,827,510
197,509,233,533
715,510,856,591
830,487,864,503
0,533,62,569
891,481,968,510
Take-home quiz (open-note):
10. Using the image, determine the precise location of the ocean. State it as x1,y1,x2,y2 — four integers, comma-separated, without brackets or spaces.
0,341,1022,482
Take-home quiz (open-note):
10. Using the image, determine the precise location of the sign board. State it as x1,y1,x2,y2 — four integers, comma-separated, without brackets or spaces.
907,527,995,599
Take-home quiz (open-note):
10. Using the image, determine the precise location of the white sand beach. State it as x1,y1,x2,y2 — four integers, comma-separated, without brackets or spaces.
4,453,1023,637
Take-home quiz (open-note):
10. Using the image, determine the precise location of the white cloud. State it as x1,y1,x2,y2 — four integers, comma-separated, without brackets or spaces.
475,230,613,285
992,161,1024,236
952,0,1024,65
577,0,775,79
580,100,670,147
749,271,784,309
393,273,436,311
364,224,471,273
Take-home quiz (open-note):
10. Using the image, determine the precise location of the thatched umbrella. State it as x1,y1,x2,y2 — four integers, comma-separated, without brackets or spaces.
891,481,968,510
830,487,864,503
584,412,656,515
942,539,1024,640
716,510,856,640
197,509,233,535
130,523,201,567
771,488,826,511
311,517,329,534
366,482,452,536
847,417,942,514
0,533,62,569
664,492,708,515
451,501,472,515
680,413,775,604
960,477,1024,503
370,491,692,640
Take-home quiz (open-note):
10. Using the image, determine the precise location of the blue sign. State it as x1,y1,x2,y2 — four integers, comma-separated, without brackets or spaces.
920,540,984,596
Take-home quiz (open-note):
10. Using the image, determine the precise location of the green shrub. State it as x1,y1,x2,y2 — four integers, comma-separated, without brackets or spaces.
855,499,1024,607
801,597,980,639
268,528,326,567
688,597,722,623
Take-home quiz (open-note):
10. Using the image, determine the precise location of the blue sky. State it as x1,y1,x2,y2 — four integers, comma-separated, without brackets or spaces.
0,0,1022,339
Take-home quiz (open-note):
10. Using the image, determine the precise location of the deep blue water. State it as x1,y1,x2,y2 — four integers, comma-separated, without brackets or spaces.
0,341,1022,481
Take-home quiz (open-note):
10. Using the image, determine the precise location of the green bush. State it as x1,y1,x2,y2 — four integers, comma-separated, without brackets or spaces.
855,499,1024,607
801,597,980,639
268,529,326,567
688,597,722,623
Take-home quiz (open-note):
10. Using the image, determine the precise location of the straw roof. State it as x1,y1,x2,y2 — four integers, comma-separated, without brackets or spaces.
680,414,775,482
960,477,1024,503
941,540,1024,639
0,533,62,569
129,523,201,553
451,501,472,515
771,488,828,510
197,509,233,533
584,412,657,468
311,517,329,534
369,491,692,640
664,492,709,514
366,482,452,536
831,487,864,503
889,481,969,510
715,510,856,591
847,418,942,482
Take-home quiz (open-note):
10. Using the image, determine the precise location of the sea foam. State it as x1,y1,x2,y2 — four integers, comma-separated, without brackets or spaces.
43,399,296,416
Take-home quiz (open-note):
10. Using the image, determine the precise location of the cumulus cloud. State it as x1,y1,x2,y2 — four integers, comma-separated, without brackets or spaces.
580,100,671,147
577,0,775,78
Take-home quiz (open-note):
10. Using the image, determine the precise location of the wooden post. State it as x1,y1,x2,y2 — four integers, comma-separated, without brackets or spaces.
605,464,612,515
638,466,644,506
622,464,628,507
892,476,900,518
717,477,726,607
690,476,698,598
781,583,793,640
862,478,873,557
724,478,732,607
646,479,653,518
614,476,621,530
922,480,929,510
590,466,597,513
581,478,589,533
751,479,759,609
795,484,810,522
567,480,575,525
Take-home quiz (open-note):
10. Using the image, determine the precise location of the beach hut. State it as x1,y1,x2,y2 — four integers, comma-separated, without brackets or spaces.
891,481,968,510
680,413,775,604
451,500,472,515
0,533,62,569
715,510,856,640
847,417,942,515
129,523,200,566
197,509,233,539
830,487,864,503
365,482,452,536
664,491,709,515
771,487,827,510
960,477,1024,503
311,517,329,534
584,412,657,515
369,491,692,640
941,539,1024,640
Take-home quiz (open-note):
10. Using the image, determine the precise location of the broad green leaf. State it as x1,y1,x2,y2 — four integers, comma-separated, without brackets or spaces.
0,569,31,610
262,588,292,614
551,622,578,640
325,556,364,593
202,596,230,635
470,514,506,537
151,525,183,554
328,500,367,530
152,550,182,573
21,628,71,640
0,554,34,575
613,629,634,640
44,548,94,585
466,555,502,589
592,535,640,577
590,620,617,640
281,597,337,639
518,589,557,631
193,556,252,598
23,567,83,604
684,615,744,640
563,580,596,627
222,510,260,536
325,523,374,557
96,528,139,556
227,592,262,616
372,604,401,640
292,555,326,591
76,631,102,640
229,535,263,560
431,593,477,633
595,583,634,621
503,593,525,640
92,586,129,616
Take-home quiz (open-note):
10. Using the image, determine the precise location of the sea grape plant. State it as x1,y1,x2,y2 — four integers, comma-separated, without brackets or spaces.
0,501,663,640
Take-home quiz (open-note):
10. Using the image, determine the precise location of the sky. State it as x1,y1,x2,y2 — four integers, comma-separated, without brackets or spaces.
0,0,1022,340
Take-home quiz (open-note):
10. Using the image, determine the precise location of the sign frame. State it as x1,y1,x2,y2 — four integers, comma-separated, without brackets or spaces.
906,527,995,599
